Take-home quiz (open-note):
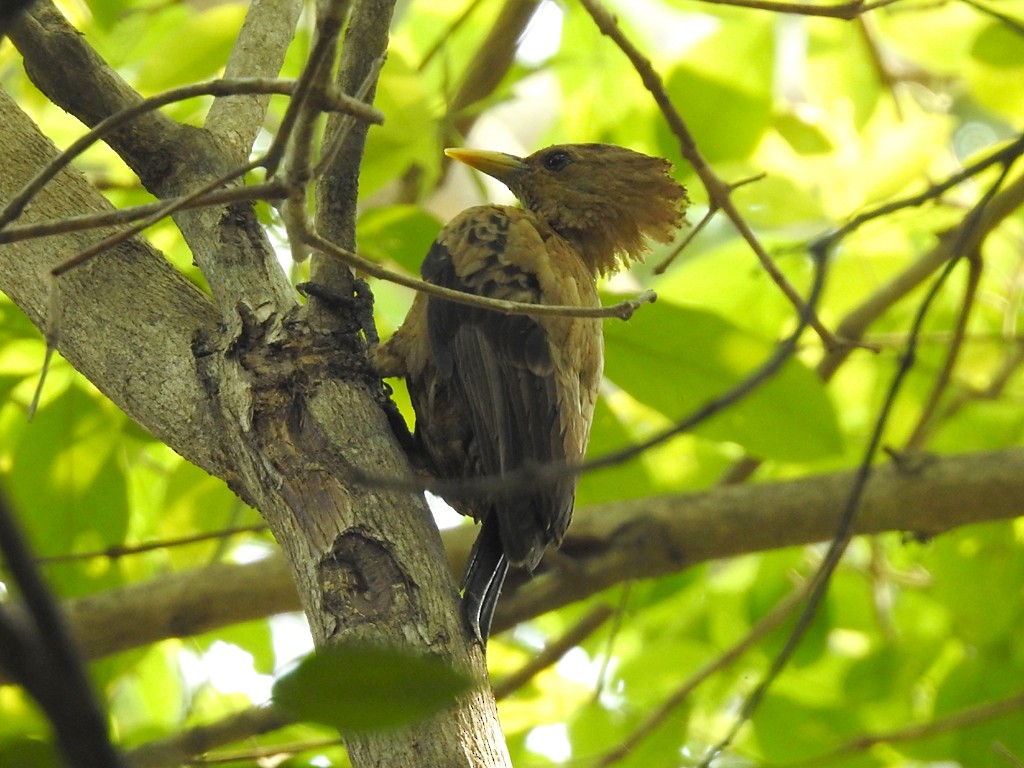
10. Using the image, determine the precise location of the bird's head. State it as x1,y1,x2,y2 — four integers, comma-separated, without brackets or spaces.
445,143,688,275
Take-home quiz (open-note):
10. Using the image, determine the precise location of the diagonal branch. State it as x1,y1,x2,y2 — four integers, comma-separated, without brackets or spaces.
0,90,228,480
9,0,296,313
205,0,305,160
578,0,836,347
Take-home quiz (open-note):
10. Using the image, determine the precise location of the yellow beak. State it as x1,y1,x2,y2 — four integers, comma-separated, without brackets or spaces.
444,148,528,183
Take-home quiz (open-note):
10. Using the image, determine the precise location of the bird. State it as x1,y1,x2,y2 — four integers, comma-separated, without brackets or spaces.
373,143,688,644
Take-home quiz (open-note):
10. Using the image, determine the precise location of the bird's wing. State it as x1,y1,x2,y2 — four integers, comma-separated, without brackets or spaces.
422,207,576,569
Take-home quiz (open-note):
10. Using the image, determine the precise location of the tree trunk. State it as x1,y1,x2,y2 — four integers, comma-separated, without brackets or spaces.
0,0,512,762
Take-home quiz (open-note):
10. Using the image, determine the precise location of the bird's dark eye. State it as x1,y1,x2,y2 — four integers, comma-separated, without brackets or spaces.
541,150,572,172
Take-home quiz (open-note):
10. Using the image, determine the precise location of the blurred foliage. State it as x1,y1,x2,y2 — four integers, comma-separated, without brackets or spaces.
273,642,474,732
2,0,1024,765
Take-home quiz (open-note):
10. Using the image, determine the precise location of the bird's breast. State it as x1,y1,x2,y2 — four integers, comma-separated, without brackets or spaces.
436,205,605,462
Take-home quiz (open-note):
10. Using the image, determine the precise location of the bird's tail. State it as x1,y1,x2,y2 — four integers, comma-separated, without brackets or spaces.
461,515,509,646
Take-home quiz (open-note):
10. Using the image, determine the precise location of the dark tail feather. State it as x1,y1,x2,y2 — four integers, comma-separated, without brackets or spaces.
461,515,509,646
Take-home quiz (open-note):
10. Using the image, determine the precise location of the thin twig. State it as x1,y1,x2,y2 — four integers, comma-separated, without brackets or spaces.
959,0,1024,35
50,160,263,280
0,78,380,231
277,0,357,262
418,0,485,70
654,172,766,275
492,604,615,700
720,135,1024,486
578,0,836,348
695,142,1021,768
995,741,1024,768
591,584,631,703
35,156,266,413
696,0,904,18
903,247,982,451
312,55,386,181
31,524,270,565
595,586,806,767
262,0,356,178
832,132,1024,243
304,227,657,320
0,182,288,245
125,706,293,768
786,689,1024,767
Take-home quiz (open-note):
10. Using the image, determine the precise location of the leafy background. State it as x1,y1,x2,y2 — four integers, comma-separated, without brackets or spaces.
2,0,1024,765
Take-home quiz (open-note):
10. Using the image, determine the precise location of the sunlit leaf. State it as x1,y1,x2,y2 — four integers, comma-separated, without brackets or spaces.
603,301,842,461
357,204,442,274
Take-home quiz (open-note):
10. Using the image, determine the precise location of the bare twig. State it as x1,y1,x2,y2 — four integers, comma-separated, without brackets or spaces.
125,706,292,768
418,0,485,70
721,139,1024,486
786,689,1024,767
0,182,288,244
595,587,806,767
578,0,836,347
492,604,614,700
50,160,264,281
305,227,657,320
33,524,269,565
695,139,1021,768
903,247,982,450
696,0,904,18
959,0,1024,35
0,79,298,230
830,133,1024,244
995,741,1024,768
654,172,766,274
312,56,386,181
192,736,344,766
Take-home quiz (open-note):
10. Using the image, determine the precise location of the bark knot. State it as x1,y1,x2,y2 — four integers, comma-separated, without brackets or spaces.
319,528,414,631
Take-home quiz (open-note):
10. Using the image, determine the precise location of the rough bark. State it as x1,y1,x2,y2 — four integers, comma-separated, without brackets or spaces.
1,2,510,764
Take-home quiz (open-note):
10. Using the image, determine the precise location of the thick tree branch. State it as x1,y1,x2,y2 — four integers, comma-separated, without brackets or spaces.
7,3,508,765
10,0,296,314
205,0,304,160
24,446,1024,672
0,90,230,481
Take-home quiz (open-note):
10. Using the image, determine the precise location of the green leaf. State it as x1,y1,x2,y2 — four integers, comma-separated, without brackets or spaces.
575,398,657,506
752,693,855,762
971,21,1024,68
7,385,130,595
126,5,247,93
659,18,774,164
661,67,772,164
967,22,1024,117
603,301,842,461
357,204,442,274
360,53,439,199
273,643,474,733
773,111,834,155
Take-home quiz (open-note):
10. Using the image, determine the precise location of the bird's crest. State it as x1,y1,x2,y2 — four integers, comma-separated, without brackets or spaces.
447,143,689,275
